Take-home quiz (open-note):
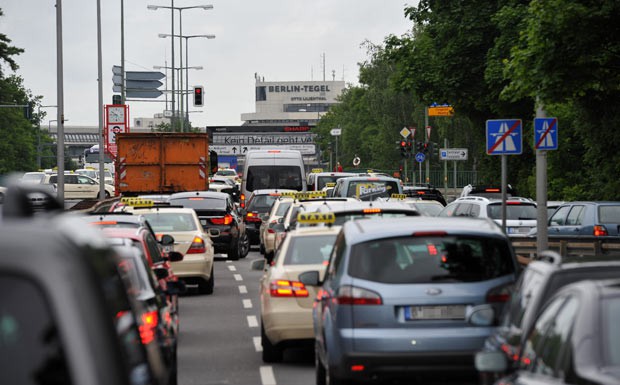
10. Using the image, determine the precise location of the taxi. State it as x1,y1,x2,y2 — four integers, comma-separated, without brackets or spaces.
252,212,340,363
116,198,217,295
259,194,294,259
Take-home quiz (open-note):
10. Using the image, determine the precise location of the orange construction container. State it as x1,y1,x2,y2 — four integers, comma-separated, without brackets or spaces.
116,132,210,195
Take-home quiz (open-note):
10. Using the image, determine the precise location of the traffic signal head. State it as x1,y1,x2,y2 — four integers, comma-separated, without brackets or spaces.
193,86,204,107
399,140,408,158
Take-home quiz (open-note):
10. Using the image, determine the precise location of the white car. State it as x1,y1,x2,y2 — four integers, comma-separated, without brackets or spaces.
259,196,294,259
42,173,114,199
125,205,217,295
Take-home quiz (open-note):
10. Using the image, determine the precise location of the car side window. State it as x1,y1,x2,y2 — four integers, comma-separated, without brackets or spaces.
453,203,471,217
565,206,584,226
469,203,480,217
144,232,164,264
521,295,579,378
0,275,72,384
549,206,571,226
326,233,347,289
503,268,544,329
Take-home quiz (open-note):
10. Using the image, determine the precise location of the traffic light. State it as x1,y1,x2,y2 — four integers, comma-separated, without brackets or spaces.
399,140,408,158
193,86,204,107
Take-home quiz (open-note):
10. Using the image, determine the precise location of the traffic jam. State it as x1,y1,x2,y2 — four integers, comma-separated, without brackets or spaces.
2,163,620,385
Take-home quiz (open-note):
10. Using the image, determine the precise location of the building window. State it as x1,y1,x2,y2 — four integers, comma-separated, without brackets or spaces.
256,86,266,101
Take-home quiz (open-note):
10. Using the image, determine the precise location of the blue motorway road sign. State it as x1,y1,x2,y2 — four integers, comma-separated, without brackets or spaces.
534,117,558,150
486,119,522,155
415,152,426,163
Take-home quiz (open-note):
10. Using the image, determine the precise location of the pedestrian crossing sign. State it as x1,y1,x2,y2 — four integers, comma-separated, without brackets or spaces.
534,118,558,150
486,119,522,155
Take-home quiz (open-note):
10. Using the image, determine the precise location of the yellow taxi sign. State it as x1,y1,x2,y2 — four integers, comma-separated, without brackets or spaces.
281,191,327,200
311,168,324,173
390,193,407,200
280,191,298,197
325,182,336,188
120,197,154,207
297,212,335,224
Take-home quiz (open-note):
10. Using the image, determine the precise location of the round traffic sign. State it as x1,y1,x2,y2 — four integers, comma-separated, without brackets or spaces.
415,152,426,163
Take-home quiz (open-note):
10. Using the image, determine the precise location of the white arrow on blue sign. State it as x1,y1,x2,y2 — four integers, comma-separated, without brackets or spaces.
486,119,522,155
415,152,426,163
534,117,558,150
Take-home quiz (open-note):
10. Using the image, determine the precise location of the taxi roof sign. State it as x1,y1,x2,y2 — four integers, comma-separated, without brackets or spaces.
297,212,335,224
390,193,407,200
311,168,324,173
120,197,154,208
281,191,327,200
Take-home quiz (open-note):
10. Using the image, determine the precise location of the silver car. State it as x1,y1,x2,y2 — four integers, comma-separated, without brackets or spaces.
300,216,520,384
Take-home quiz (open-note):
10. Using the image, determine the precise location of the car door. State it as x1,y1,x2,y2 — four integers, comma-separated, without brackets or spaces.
77,175,98,198
63,175,81,199
550,205,586,236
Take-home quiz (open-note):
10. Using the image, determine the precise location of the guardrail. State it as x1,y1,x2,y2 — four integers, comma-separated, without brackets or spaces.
511,236,620,260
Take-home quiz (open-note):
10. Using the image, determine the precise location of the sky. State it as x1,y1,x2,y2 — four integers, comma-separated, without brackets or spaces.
2,1,414,128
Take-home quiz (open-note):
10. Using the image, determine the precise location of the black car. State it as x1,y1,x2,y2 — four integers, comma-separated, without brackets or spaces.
168,191,249,260
0,185,171,385
478,278,620,385
403,184,447,205
477,251,620,383
244,189,295,246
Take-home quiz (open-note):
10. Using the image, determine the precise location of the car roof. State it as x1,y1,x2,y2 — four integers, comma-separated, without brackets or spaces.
169,191,229,200
129,207,198,215
341,216,506,245
250,188,297,196
337,175,401,182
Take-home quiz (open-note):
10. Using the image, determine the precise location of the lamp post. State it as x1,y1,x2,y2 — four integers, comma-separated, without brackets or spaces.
148,4,213,131
154,63,203,129
158,33,214,129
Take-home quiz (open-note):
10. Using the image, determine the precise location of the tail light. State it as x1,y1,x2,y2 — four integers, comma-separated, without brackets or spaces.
501,343,520,362
594,225,608,236
210,214,233,225
187,236,206,254
267,228,276,234
245,212,261,223
139,310,159,345
269,280,309,297
486,283,512,303
335,285,382,305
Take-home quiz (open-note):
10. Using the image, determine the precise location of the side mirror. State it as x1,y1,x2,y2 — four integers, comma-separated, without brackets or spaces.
167,251,184,262
153,267,169,280
166,280,187,295
160,234,175,245
475,350,508,373
250,258,266,271
298,270,320,286
260,213,270,222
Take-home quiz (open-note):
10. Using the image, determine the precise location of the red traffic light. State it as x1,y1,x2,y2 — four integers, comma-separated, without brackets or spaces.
193,86,204,107
400,141,407,147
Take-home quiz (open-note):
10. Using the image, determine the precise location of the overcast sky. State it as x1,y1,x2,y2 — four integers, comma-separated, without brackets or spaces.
2,1,413,128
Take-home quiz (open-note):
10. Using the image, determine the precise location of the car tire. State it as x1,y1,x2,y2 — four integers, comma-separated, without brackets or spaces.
239,231,250,259
198,267,214,295
261,322,283,363
105,191,111,198
228,238,240,260
259,242,266,255
315,345,327,385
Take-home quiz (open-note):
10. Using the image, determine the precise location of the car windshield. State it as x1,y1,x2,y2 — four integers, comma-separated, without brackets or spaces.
283,234,336,265
21,173,44,183
316,175,346,190
348,235,515,284
487,203,537,220
141,212,198,232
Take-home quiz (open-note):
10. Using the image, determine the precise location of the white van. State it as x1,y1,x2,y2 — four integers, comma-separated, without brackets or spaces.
240,149,306,207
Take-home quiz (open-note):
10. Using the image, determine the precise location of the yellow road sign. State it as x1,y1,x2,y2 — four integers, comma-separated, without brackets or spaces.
428,106,454,117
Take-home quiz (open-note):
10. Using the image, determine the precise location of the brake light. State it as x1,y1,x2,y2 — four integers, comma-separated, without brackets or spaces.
187,236,206,254
245,212,261,223
416,191,426,195
427,244,438,255
485,188,500,192
91,220,118,226
594,225,608,236
189,197,205,200
267,228,276,234
269,280,309,297
486,283,511,303
506,201,522,205
211,214,233,225
139,310,159,345
350,365,365,372
336,285,382,305
362,208,381,214
412,231,447,237
267,150,281,153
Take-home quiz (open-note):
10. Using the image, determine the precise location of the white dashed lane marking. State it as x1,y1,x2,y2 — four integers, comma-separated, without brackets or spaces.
253,336,262,352
234,274,243,281
228,265,237,272
247,315,258,328
260,366,276,385
243,299,252,309
238,285,247,294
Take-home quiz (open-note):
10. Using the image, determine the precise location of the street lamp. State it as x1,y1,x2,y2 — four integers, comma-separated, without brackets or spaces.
148,4,213,131
153,63,203,126
158,33,215,129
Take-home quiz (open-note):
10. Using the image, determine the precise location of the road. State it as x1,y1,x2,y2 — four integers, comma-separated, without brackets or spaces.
178,249,315,385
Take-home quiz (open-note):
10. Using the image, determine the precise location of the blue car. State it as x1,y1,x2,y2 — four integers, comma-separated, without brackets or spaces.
548,201,620,236
300,216,520,384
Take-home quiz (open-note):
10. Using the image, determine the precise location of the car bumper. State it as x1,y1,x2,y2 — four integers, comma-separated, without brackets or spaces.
170,254,213,281
263,307,313,345
246,225,261,243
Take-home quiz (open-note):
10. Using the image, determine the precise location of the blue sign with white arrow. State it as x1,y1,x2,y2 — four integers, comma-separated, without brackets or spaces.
534,117,558,150
486,119,522,155
415,152,426,163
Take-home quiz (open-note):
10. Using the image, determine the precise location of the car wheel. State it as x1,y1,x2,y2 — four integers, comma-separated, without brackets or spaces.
228,238,240,261
239,231,250,259
105,191,111,198
198,266,214,295
315,344,327,385
261,322,283,363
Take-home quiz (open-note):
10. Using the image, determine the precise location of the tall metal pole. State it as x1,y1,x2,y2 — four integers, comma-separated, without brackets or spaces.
97,0,105,199
170,0,175,130
501,155,507,233
424,106,429,184
56,0,65,202
120,0,125,104
178,10,184,132
536,102,549,254
185,37,189,125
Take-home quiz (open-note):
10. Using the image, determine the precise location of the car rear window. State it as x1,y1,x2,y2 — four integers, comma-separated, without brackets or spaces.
599,205,620,223
283,234,336,265
247,166,302,191
141,213,198,232
348,235,514,284
330,212,416,226
346,181,399,201
170,197,226,211
317,175,345,190
487,203,537,220
248,195,279,213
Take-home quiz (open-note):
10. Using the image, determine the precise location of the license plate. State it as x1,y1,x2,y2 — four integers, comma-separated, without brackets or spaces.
405,305,466,320
508,227,531,234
